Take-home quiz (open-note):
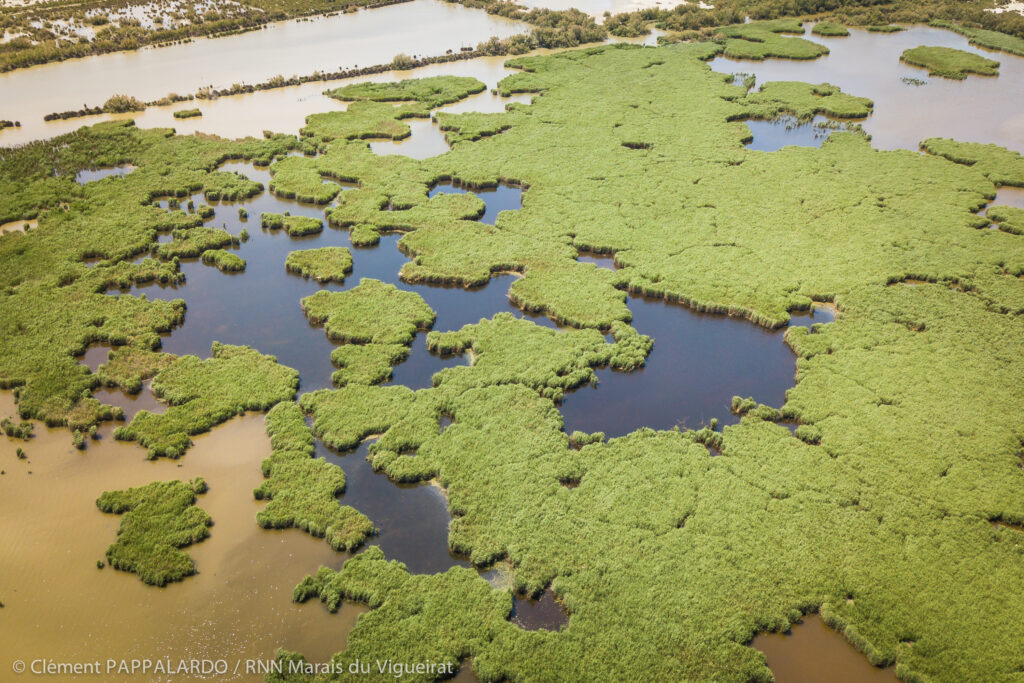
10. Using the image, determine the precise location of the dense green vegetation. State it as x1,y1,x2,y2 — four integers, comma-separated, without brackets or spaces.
1,417,33,440
919,137,1024,186
811,21,849,36
930,20,1024,57
326,75,487,108
96,478,211,586
285,247,353,283
114,343,299,458
200,248,246,271
261,212,324,236
276,546,510,680
255,402,374,551
987,205,1024,235
173,108,203,120
302,278,435,346
4,15,1024,682
717,20,830,60
302,278,435,386
901,45,1000,79
270,40,1024,683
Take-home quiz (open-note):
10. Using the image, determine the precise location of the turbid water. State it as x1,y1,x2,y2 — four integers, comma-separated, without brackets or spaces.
4,17,1012,683
752,615,897,683
0,0,529,146
711,24,1024,153
0,393,366,682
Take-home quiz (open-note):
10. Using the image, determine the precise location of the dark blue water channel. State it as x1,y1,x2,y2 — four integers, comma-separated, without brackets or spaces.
93,159,815,574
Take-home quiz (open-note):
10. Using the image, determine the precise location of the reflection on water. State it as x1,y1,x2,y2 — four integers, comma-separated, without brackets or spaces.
788,304,837,329
510,589,568,630
559,294,796,437
710,25,1024,152
0,0,529,145
744,116,853,152
319,439,470,575
75,164,136,184
0,393,365,682
752,614,897,683
92,383,165,420
576,249,617,269
519,0,681,17
428,181,523,224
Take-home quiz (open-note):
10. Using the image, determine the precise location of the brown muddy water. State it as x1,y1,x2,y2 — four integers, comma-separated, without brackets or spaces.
0,0,529,146
752,615,897,683
0,392,366,682
710,24,1024,153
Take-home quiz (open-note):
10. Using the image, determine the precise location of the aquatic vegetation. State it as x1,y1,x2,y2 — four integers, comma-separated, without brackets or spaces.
930,20,1024,57
96,478,211,586
302,278,435,346
156,227,239,259
920,138,1024,186
901,45,1000,79
426,313,651,398
988,206,1024,234
285,247,353,283
275,41,1024,682
301,102,427,143
268,157,340,204
96,347,176,394
114,343,299,458
740,81,873,120
173,108,203,119
717,20,830,61
200,248,246,272
254,402,374,551
811,21,849,37
303,278,434,387
865,24,904,33
280,546,510,680
260,213,324,237
326,76,487,108
1,417,33,440
102,94,145,114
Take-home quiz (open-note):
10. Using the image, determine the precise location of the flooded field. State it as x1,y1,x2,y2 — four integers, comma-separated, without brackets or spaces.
3,11,1020,683
0,0,529,145
711,24,1024,153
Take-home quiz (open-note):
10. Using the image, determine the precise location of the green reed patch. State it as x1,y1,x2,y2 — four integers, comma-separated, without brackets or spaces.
929,21,1024,58
901,46,999,79
114,343,298,458
325,76,488,108
987,205,1024,235
739,81,873,120
285,247,353,283
302,278,435,346
173,109,202,120
301,102,428,143
255,402,374,551
279,546,509,681
200,249,245,272
811,22,849,37
261,213,324,237
921,137,1024,186
97,478,210,586
718,20,829,61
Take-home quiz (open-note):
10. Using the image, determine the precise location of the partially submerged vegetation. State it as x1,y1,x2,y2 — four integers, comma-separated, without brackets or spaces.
901,45,1000,79
200,248,245,272
260,212,324,236
96,478,211,586
114,342,299,458
811,21,849,36
255,402,374,551
3,18,1024,683
302,278,435,386
173,108,202,120
285,247,353,283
